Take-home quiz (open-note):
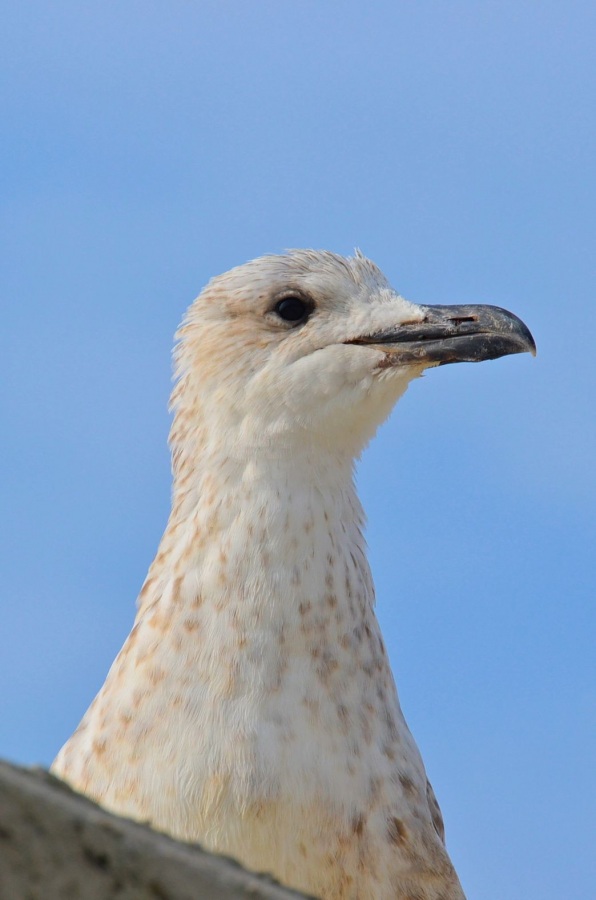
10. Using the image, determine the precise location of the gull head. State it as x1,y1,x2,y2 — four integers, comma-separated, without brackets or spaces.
172,250,535,463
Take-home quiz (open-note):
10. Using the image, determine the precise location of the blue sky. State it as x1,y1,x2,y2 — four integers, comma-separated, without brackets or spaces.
1,2,594,897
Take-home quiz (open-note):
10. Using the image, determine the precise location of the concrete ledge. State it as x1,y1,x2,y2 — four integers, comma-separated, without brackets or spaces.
0,760,312,899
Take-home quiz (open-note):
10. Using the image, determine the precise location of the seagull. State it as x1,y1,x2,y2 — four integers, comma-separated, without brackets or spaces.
52,250,535,900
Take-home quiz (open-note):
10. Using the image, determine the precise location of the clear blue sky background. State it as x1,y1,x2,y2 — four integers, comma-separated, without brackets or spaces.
1,3,594,897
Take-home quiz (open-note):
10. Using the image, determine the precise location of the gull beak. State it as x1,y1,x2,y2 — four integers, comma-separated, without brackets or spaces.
347,304,536,368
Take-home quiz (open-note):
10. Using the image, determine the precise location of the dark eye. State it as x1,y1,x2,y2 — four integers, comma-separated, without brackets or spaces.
274,295,311,324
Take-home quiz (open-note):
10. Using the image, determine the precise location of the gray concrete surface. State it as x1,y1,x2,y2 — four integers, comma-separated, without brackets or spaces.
0,760,312,900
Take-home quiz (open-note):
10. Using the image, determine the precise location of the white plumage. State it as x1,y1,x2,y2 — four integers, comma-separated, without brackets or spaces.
52,250,534,899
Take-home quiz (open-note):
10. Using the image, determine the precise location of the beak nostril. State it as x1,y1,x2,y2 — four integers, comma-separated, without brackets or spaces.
449,315,478,325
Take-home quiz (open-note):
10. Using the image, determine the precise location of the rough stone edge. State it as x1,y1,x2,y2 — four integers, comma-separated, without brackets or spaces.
0,759,313,899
